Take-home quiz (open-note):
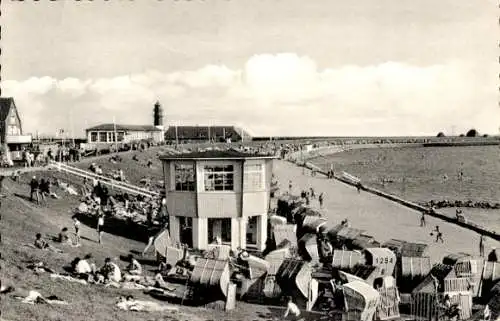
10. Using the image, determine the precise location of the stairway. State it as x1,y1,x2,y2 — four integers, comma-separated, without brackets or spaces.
48,161,160,198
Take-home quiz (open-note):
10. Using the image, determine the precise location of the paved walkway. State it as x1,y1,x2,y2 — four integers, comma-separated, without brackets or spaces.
273,160,500,264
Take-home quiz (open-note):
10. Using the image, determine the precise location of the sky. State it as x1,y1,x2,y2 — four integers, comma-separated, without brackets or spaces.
2,0,498,137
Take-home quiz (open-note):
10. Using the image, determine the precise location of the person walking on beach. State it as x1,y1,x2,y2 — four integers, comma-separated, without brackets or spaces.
310,187,315,199
420,211,426,227
432,225,444,243
288,180,293,193
479,235,485,257
318,193,324,209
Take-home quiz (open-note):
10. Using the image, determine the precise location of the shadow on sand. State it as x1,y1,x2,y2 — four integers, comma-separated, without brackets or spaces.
14,193,36,203
263,307,327,321
118,254,157,267
73,212,150,244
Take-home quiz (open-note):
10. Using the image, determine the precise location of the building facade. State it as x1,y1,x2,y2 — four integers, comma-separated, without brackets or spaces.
0,97,32,159
85,101,165,146
86,124,164,144
164,126,252,143
160,150,277,251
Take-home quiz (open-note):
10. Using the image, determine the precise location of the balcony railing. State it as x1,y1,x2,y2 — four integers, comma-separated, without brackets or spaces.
6,134,32,144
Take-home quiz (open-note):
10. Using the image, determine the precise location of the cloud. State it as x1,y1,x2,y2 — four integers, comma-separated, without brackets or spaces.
3,53,497,137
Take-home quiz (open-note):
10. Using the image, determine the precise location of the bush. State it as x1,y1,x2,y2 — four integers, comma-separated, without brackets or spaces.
436,132,445,137
459,134,465,137
466,129,478,137
483,134,488,137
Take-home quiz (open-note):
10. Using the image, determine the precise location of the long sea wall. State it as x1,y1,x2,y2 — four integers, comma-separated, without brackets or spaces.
287,142,423,163
289,143,500,241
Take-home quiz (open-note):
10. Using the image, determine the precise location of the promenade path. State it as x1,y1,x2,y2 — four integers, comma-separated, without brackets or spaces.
273,159,500,264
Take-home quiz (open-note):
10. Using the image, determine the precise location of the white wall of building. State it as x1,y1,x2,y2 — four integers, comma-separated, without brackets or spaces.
86,129,164,144
163,157,274,251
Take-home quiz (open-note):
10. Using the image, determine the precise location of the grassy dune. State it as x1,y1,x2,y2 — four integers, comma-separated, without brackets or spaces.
1,150,315,321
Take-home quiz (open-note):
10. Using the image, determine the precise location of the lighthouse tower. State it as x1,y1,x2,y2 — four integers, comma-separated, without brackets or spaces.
153,101,164,131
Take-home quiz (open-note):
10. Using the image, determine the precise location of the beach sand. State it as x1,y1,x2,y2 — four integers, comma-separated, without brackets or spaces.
273,159,500,264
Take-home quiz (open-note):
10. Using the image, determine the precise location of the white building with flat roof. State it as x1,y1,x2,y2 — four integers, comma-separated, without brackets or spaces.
160,150,277,251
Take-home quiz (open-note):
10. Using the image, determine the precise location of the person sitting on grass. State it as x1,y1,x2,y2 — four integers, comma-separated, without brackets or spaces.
57,227,80,247
34,233,63,253
74,254,97,281
125,254,142,276
58,227,70,243
100,258,122,283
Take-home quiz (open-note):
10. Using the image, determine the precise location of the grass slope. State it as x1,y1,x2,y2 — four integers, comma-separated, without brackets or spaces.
0,170,300,321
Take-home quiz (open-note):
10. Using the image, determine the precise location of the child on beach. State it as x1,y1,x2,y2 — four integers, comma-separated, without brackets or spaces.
97,212,105,244
73,216,81,245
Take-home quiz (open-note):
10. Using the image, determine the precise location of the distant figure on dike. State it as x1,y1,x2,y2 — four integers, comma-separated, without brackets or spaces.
420,212,426,227
432,225,444,243
356,182,362,194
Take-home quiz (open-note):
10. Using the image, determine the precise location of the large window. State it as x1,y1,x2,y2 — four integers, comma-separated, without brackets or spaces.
99,132,107,142
174,163,195,191
8,125,20,136
243,164,263,191
204,165,234,191
90,132,98,142
208,218,231,243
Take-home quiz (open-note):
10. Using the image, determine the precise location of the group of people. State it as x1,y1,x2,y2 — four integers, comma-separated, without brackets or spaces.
71,254,142,284
30,175,57,205
299,187,325,208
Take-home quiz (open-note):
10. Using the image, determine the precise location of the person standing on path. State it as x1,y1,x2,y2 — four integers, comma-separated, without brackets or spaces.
310,187,315,199
420,212,426,227
288,180,293,194
356,182,362,194
479,235,485,257
97,212,105,244
73,215,81,245
318,193,324,209
30,176,40,204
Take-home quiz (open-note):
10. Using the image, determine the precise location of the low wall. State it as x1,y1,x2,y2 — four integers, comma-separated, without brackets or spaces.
296,161,500,241
287,142,424,163
287,144,500,240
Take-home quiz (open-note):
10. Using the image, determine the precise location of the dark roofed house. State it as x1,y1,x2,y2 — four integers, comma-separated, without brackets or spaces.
0,97,31,144
164,125,252,143
0,97,32,161
85,123,164,145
